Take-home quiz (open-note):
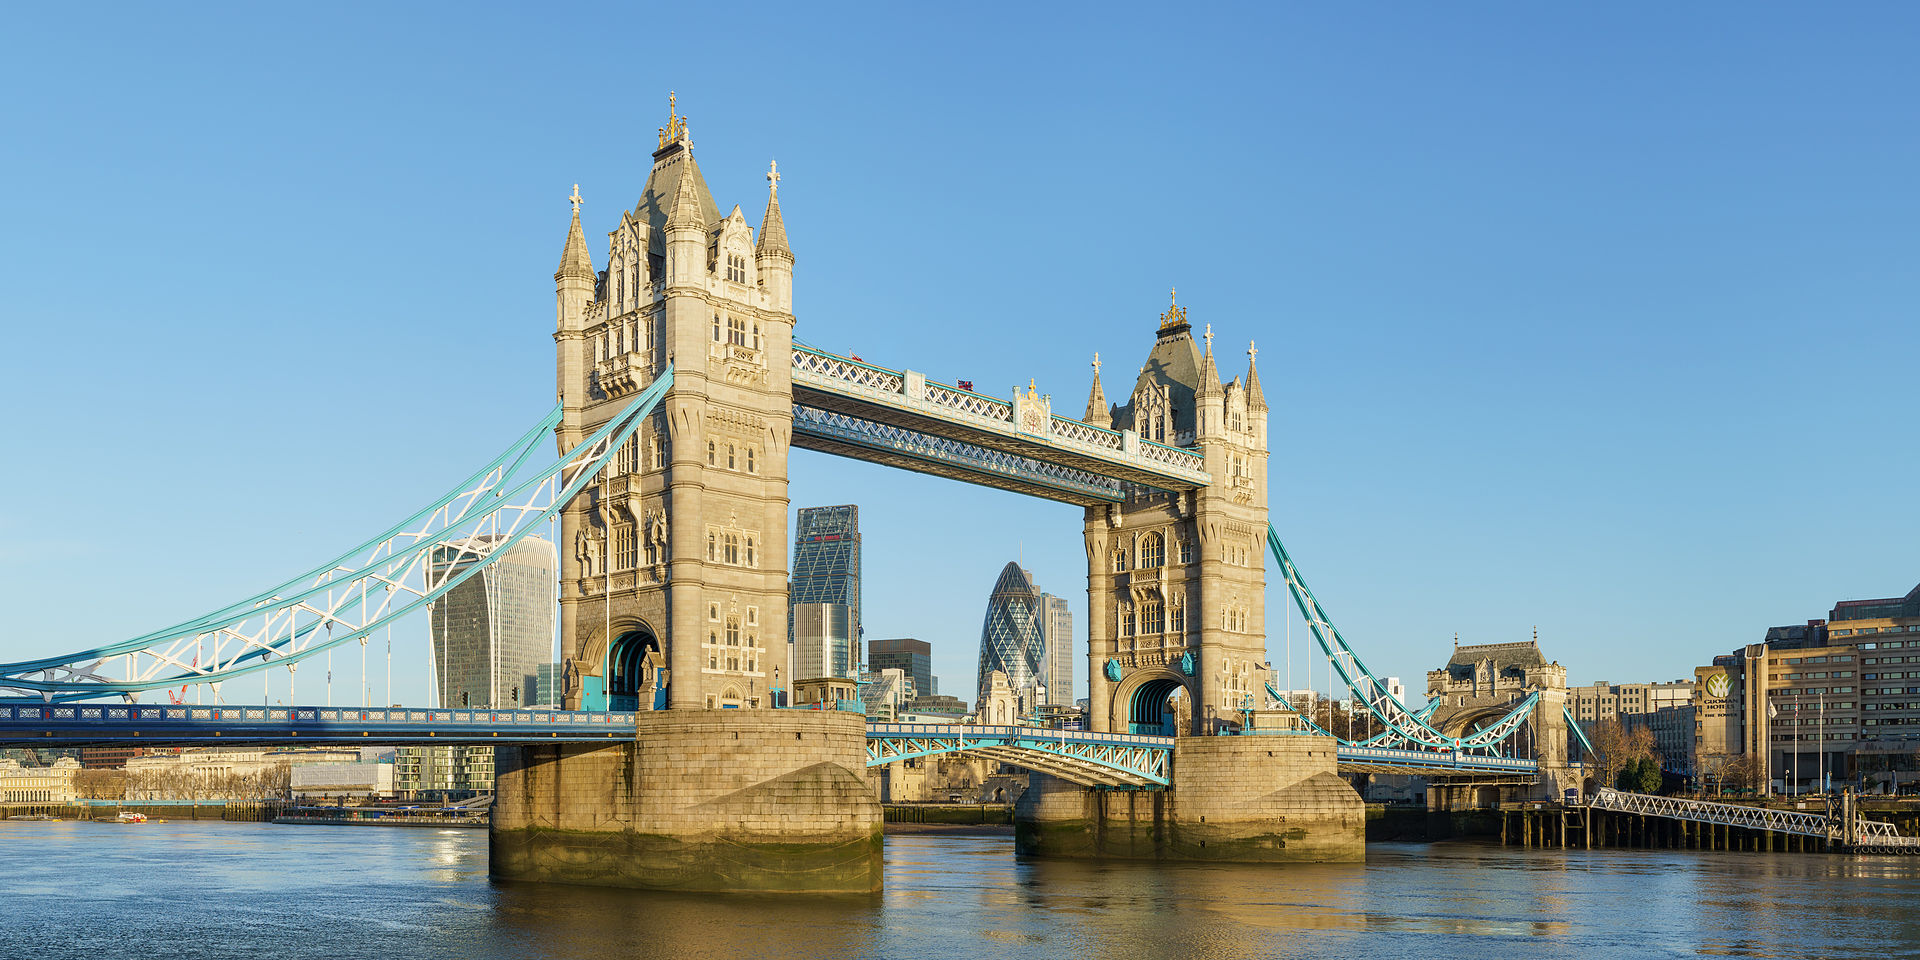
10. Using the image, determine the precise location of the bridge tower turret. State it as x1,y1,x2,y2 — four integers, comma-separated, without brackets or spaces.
1085,291,1271,735
553,95,797,713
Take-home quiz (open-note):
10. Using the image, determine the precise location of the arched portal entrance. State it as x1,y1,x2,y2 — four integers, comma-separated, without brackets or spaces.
1128,677,1190,736
607,626,661,711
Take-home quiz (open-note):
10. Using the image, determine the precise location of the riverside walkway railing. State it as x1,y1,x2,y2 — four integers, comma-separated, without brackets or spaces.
1588,787,1920,853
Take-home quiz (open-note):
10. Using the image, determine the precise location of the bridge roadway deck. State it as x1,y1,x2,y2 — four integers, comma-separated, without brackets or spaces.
0,707,1538,781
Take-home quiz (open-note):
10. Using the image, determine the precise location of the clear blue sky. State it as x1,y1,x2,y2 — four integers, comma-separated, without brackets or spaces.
1,4,1914,707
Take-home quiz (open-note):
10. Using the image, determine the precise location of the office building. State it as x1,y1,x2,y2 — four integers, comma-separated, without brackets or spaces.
976,562,1047,710
794,602,857,680
1693,581,1920,794
533,663,565,709
869,638,934,700
790,504,860,649
428,533,556,709
1038,593,1074,708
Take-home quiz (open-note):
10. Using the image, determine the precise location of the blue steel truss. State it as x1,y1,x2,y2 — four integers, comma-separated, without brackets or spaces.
0,703,639,745
0,367,674,703
1266,523,1541,753
866,723,1171,788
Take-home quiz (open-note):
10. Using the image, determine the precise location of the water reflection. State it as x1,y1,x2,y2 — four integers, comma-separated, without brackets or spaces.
3,821,1919,960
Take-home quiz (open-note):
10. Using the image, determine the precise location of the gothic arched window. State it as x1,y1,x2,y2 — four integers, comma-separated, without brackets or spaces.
706,441,716,465
1141,598,1164,634
1119,605,1134,636
724,533,740,565
1113,547,1129,573
1170,599,1186,634
1140,533,1164,569
745,447,756,474
706,532,716,561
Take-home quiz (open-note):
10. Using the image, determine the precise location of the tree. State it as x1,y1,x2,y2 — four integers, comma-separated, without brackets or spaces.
1720,754,1766,795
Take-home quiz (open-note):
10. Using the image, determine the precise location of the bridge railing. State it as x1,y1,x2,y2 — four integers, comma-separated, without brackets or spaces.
0,704,637,727
866,722,1174,748
792,345,1208,480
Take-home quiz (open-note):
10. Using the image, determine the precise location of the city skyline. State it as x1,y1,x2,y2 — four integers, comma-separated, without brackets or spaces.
2,6,1916,707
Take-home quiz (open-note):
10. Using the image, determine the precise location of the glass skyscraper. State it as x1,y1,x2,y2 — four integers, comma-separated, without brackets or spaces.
427,533,556,709
793,602,856,680
790,504,861,660
976,562,1048,710
868,637,934,700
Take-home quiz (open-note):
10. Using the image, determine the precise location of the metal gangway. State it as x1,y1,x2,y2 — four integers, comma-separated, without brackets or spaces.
1588,787,1920,853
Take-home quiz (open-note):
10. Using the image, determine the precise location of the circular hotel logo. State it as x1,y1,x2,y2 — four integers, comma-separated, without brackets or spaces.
1705,673,1731,699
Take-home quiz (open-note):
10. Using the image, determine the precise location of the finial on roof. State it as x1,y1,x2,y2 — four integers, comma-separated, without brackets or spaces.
1092,352,1101,376
657,91,688,149
1248,340,1257,363
569,184,582,215
1204,324,1214,352
767,159,780,196
1158,286,1189,333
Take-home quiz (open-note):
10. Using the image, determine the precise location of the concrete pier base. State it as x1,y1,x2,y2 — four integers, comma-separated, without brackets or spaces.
490,710,882,893
1015,734,1364,862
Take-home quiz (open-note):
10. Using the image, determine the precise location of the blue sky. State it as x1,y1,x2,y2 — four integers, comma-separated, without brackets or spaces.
1,4,1914,707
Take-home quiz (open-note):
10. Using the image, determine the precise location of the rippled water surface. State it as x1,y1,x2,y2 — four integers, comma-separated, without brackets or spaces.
3,820,1919,959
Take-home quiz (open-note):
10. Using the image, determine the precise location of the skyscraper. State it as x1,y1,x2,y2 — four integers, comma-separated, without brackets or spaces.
790,505,861,662
793,602,856,680
976,562,1047,711
868,638,934,700
427,534,556,709
1038,593,1074,708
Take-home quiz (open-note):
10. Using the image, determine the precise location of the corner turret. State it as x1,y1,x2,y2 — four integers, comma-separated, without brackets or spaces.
755,159,794,314
1084,353,1111,429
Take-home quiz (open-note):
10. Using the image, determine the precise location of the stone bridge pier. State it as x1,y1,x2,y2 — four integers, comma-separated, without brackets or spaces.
1014,733,1363,862
490,710,882,893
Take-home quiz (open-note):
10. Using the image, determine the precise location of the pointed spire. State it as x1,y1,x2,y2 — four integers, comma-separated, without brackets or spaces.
756,159,792,260
554,184,594,283
1196,322,1223,399
666,154,704,233
1245,340,1267,412
1084,353,1110,426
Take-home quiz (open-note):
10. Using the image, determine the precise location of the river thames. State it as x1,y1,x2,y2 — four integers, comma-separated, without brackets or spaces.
3,820,1917,959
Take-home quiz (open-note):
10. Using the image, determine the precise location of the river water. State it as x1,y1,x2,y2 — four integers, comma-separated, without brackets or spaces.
3,820,1918,959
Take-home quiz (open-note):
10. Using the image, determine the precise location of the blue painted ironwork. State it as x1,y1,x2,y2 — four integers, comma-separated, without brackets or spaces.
1267,523,1539,752
1565,706,1598,759
865,722,1171,788
1335,744,1538,776
0,703,640,745
0,369,674,702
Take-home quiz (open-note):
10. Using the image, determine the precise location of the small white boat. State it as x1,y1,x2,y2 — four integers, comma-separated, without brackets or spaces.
115,812,148,823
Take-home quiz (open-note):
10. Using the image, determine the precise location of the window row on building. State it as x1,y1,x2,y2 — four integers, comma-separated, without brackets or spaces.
705,437,759,474
593,313,652,363
1110,532,1199,573
711,311,764,350
704,525,761,567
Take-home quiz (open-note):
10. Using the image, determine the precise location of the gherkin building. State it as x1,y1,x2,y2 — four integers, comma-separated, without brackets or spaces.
976,562,1048,709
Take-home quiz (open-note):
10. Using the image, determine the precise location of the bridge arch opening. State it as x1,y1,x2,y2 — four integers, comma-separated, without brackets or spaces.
608,626,660,711
1128,677,1189,736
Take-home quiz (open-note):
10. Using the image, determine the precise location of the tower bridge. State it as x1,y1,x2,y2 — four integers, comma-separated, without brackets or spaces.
0,96,1563,893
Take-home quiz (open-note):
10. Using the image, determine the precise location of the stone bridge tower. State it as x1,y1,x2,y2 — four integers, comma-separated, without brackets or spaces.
1426,639,1575,803
552,97,796,712
1083,293,1271,735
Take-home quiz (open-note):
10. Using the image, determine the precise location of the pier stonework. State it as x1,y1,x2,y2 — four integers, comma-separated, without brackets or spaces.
490,711,881,893
1014,733,1364,862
